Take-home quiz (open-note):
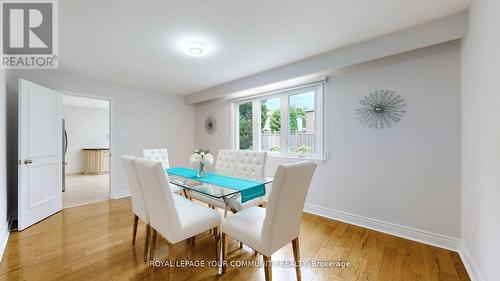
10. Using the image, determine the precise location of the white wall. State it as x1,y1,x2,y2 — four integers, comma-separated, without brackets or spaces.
63,105,110,174
0,69,9,260
6,70,195,201
461,0,500,280
195,41,462,243
187,12,467,104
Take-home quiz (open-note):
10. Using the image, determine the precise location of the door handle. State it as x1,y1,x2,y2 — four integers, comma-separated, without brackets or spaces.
24,159,33,165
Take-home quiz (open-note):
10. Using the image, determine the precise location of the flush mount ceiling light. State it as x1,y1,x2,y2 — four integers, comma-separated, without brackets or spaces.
184,41,208,57
173,35,215,58
188,47,203,56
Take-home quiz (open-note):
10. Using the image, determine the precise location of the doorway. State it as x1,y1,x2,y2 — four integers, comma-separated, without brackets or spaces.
62,94,111,208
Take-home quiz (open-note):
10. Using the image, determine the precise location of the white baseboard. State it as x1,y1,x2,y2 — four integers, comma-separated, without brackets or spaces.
458,243,485,281
0,224,9,262
110,188,130,199
303,203,461,251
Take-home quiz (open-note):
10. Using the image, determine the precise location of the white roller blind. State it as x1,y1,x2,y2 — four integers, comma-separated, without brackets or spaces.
228,75,327,102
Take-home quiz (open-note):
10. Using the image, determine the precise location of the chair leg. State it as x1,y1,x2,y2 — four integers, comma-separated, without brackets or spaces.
183,189,192,201
149,229,157,261
191,235,196,246
132,214,139,246
292,238,301,281
263,255,272,281
213,227,219,260
221,233,227,273
239,241,243,249
168,242,177,280
143,225,150,262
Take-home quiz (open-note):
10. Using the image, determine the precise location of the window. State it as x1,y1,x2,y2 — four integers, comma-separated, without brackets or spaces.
234,84,324,159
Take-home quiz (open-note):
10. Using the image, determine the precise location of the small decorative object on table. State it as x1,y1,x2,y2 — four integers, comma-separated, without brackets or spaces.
189,148,214,177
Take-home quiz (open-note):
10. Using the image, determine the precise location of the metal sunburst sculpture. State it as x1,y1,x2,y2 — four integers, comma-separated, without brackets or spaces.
204,114,217,134
356,90,407,129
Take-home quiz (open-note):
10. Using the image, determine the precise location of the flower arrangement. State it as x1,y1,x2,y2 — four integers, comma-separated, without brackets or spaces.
189,148,214,177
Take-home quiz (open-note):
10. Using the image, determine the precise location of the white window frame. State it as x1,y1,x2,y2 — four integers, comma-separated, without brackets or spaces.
232,83,325,161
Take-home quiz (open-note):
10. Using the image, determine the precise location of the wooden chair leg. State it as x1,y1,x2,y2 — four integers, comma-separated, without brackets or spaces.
239,241,243,249
263,255,272,281
143,225,150,262
132,214,139,246
149,229,157,261
182,189,188,198
191,235,196,246
168,243,177,280
221,233,227,273
292,238,301,281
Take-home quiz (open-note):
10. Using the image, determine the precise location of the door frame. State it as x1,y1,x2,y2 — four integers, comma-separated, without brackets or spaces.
60,91,114,202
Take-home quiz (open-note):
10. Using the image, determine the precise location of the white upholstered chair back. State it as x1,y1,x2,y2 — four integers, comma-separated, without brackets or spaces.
121,155,149,224
133,158,181,241
234,151,267,180
142,149,170,169
262,161,316,254
214,150,238,176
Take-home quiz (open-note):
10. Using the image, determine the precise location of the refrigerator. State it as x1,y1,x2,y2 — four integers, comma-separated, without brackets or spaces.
62,119,68,192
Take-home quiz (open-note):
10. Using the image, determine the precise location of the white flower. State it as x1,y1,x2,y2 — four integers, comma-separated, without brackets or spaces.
203,153,214,166
194,149,199,153
200,151,206,156
189,153,202,164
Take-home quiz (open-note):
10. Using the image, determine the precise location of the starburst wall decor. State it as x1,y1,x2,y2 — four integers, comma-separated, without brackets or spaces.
204,114,217,134
356,90,407,129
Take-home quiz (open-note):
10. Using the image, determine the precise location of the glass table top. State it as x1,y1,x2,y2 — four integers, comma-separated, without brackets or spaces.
169,176,273,199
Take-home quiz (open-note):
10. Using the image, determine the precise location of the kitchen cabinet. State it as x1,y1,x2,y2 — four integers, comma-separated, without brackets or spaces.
83,148,110,175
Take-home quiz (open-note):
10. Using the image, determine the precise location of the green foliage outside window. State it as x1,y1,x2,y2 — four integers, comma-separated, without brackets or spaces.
239,102,253,150
268,106,306,133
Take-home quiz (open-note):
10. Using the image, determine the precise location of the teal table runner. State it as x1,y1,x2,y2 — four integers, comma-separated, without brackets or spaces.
167,167,265,203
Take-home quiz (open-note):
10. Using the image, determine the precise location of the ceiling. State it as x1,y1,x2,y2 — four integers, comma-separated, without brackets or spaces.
59,0,470,96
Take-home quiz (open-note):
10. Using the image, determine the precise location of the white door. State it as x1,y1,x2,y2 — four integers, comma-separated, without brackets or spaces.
18,79,63,230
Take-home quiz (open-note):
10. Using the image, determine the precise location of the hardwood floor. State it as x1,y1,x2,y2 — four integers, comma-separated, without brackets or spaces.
0,199,470,281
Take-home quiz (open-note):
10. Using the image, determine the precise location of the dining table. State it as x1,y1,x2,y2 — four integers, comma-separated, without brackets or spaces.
166,167,273,275
166,167,273,218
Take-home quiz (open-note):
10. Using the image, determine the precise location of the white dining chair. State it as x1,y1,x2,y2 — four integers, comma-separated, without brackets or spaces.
142,148,181,194
230,150,268,210
190,150,268,212
121,155,151,262
213,149,238,177
142,148,170,168
133,158,221,276
220,161,317,281
122,155,192,261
